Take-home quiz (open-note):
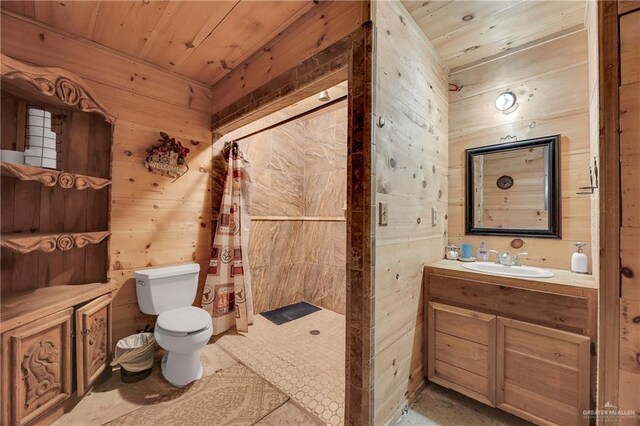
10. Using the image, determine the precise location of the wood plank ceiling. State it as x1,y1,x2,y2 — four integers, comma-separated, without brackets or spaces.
403,0,587,71
0,0,315,86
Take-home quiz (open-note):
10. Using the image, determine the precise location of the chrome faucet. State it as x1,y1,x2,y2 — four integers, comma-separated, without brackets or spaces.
489,250,512,266
488,250,528,267
513,252,529,266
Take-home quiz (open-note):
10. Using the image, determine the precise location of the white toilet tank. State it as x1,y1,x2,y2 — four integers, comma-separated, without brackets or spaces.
135,263,200,315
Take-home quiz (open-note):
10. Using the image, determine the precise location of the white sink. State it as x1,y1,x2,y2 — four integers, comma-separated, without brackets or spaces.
460,262,554,278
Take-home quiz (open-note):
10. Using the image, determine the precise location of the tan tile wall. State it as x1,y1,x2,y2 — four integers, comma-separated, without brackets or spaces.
237,121,306,313
223,102,348,315
301,102,348,315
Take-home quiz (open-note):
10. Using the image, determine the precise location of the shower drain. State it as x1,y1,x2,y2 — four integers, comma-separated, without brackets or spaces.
309,329,320,335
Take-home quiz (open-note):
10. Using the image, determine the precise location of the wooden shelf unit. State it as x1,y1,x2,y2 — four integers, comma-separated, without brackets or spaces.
1,80,113,295
1,231,111,254
1,161,111,189
1,53,117,426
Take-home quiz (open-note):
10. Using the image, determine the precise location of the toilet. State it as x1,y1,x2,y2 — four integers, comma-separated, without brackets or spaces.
135,263,213,387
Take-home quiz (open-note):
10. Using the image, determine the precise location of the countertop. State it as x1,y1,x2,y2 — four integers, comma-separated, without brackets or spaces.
427,259,598,291
1,282,117,332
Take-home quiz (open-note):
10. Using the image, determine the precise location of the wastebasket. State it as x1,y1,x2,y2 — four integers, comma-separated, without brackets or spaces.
111,332,156,383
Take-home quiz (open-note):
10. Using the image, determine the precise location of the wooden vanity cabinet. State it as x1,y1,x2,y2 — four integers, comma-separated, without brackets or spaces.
497,318,590,426
424,265,597,426
427,302,496,406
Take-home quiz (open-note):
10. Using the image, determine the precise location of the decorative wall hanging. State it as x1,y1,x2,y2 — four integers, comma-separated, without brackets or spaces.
144,132,190,180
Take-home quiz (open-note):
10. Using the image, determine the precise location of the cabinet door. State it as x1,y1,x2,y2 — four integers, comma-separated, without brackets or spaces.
497,318,590,425
427,302,496,406
75,294,112,396
1,308,73,426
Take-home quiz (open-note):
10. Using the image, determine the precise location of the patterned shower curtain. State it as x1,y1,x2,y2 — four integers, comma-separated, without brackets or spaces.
202,142,254,335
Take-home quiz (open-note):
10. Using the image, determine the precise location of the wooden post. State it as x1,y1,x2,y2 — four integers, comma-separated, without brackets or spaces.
597,0,621,410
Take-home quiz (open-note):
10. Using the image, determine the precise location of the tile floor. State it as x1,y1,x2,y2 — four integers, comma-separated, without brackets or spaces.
55,308,344,426
53,307,537,426
396,383,532,426
216,308,346,425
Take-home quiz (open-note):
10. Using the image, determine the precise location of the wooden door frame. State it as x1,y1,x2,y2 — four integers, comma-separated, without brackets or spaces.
597,0,621,409
210,23,375,424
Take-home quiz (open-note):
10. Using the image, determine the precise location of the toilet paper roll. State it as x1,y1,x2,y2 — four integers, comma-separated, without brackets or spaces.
0,150,25,165
28,108,51,118
27,115,52,129
24,147,57,159
28,135,56,149
28,125,49,137
41,158,57,168
25,157,57,169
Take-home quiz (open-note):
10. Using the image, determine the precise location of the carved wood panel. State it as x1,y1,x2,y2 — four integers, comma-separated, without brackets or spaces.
1,231,111,255
1,308,72,426
1,54,116,124
75,294,112,396
0,162,112,190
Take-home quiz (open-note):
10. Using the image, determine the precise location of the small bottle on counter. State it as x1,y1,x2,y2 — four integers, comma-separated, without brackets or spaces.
571,242,588,274
477,241,489,261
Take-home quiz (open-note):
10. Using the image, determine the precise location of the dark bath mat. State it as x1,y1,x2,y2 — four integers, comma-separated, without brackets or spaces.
261,301,321,325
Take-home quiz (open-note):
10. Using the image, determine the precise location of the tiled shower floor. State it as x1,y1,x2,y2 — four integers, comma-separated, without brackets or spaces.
216,308,346,425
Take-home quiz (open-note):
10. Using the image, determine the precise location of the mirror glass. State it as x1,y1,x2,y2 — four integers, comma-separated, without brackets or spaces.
465,135,560,238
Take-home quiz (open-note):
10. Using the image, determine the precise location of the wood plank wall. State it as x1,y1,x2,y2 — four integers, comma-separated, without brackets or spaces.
586,0,600,277
210,1,368,120
371,2,449,423
478,148,549,230
1,12,213,345
618,1,640,415
448,30,593,271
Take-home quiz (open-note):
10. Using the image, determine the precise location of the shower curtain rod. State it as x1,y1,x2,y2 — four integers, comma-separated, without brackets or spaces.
231,94,348,144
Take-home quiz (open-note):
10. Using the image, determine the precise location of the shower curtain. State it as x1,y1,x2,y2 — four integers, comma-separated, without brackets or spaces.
202,142,254,335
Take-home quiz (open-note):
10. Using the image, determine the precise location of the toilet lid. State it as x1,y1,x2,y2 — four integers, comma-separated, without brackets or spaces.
157,306,212,334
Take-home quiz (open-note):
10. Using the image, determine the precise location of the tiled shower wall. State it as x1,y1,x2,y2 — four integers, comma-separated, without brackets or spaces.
301,103,347,314
231,101,347,315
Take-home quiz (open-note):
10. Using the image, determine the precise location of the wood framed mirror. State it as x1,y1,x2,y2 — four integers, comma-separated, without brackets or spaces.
465,135,561,238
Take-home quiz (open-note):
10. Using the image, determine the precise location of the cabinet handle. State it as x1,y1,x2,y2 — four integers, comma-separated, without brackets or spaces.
81,329,91,336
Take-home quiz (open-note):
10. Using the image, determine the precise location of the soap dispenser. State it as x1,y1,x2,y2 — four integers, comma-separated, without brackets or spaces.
477,241,489,261
571,242,588,274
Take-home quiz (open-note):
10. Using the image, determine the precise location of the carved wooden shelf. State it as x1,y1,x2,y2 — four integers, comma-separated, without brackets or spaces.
0,162,111,190
1,53,117,124
1,231,110,254
1,282,116,332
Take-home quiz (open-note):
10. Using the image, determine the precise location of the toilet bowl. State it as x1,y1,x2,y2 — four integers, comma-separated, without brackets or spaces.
154,306,213,386
134,263,212,387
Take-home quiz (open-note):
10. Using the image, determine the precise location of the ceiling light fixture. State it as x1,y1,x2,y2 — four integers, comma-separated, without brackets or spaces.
318,90,331,102
495,91,516,111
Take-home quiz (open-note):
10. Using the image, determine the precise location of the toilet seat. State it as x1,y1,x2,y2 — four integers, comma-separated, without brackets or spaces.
156,306,212,337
